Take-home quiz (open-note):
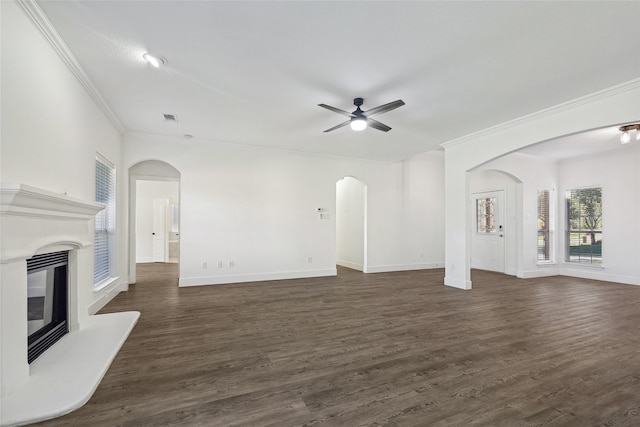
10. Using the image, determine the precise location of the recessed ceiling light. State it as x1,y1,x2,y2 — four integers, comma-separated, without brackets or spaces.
184,134,193,139
143,53,166,68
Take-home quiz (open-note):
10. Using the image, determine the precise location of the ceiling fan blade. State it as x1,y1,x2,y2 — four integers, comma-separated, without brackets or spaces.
363,99,405,117
323,120,351,133
318,104,355,118
367,118,392,132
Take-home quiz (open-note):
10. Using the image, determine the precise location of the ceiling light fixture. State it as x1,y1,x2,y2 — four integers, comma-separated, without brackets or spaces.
143,53,165,68
350,117,367,131
619,123,640,144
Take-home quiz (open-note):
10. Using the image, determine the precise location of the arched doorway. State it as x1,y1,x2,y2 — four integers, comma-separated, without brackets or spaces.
336,176,367,272
468,169,522,276
128,160,181,285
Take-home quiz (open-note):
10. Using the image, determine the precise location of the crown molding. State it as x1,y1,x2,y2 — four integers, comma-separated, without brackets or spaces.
440,78,640,149
16,0,125,134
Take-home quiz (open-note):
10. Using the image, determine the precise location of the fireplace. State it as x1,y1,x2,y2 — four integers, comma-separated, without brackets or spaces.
27,251,69,364
1,184,139,426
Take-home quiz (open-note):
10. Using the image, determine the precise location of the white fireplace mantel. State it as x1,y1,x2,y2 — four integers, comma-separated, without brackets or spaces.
0,184,139,427
1,184,103,263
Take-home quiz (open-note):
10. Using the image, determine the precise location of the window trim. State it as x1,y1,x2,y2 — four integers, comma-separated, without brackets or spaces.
564,186,603,266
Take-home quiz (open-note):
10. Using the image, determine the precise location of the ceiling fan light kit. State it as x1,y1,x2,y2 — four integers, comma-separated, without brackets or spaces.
319,97,405,133
619,123,640,144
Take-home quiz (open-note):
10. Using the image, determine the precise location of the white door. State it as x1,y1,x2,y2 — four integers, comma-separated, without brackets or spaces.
471,190,505,273
152,198,166,262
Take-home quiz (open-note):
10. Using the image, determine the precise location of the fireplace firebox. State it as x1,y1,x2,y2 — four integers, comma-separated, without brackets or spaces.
27,251,69,364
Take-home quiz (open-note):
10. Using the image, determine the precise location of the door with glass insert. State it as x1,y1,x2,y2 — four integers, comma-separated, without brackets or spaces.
471,190,505,273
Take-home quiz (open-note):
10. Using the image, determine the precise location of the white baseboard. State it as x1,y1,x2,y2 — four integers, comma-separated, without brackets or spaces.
336,259,363,271
517,267,560,279
365,262,444,274
135,257,153,263
559,267,640,286
444,276,472,290
178,268,337,287
89,279,128,315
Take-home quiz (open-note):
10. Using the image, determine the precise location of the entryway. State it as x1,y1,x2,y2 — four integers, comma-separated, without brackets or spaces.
128,160,181,285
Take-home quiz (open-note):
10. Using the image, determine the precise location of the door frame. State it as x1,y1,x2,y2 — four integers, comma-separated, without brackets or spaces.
470,189,506,273
129,174,180,284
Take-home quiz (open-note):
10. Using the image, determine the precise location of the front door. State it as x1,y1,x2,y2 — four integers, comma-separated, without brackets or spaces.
471,190,505,273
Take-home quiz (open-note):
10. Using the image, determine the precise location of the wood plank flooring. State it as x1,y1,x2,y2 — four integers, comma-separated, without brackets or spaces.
31,265,640,426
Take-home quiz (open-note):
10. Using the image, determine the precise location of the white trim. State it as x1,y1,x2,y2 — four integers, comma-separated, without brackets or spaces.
178,269,337,287
440,78,640,149
15,0,125,134
364,262,444,274
336,259,363,271
444,276,472,290
89,279,127,315
558,269,639,286
517,267,560,279
1,184,103,219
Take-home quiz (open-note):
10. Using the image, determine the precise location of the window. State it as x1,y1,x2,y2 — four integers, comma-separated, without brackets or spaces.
565,187,602,265
95,154,116,285
537,189,554,262
476,197,497,233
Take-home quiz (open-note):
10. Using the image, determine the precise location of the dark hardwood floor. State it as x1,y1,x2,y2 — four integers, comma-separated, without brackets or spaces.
32,264,640,426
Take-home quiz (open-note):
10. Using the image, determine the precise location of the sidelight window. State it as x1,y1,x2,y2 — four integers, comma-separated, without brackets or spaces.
537,189,554,262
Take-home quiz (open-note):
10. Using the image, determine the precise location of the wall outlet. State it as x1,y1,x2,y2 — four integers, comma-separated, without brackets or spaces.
218,261,223,268
228,260,235,267
202,261,207,269
307,256,313,263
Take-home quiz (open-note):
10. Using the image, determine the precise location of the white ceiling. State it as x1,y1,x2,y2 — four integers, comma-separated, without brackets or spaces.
36,1,640,162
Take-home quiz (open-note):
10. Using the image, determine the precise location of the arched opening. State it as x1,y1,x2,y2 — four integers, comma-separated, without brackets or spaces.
468,169,523,276
128,160,181,285
335,176,367,272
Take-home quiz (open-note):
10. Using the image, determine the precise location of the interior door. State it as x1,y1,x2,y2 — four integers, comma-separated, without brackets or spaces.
152,198,166,262
471,190,505,272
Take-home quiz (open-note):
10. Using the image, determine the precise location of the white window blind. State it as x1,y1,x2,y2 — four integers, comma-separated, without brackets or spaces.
537,190,553,262
95,155,116,285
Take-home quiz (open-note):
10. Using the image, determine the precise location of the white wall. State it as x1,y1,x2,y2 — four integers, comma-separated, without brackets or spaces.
135,180,179,263
0,1,126,312
336,177,365,271
123,133,445,286
558,146,640,285
442,80,640,289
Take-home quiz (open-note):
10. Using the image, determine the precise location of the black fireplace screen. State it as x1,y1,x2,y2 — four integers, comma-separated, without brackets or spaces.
26,251,69,364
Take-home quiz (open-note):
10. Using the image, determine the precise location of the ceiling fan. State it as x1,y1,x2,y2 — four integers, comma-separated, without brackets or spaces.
318,97,405,133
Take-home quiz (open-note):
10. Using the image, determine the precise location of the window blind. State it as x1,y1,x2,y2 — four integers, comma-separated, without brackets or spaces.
537,190,551,261
95,155,116,284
